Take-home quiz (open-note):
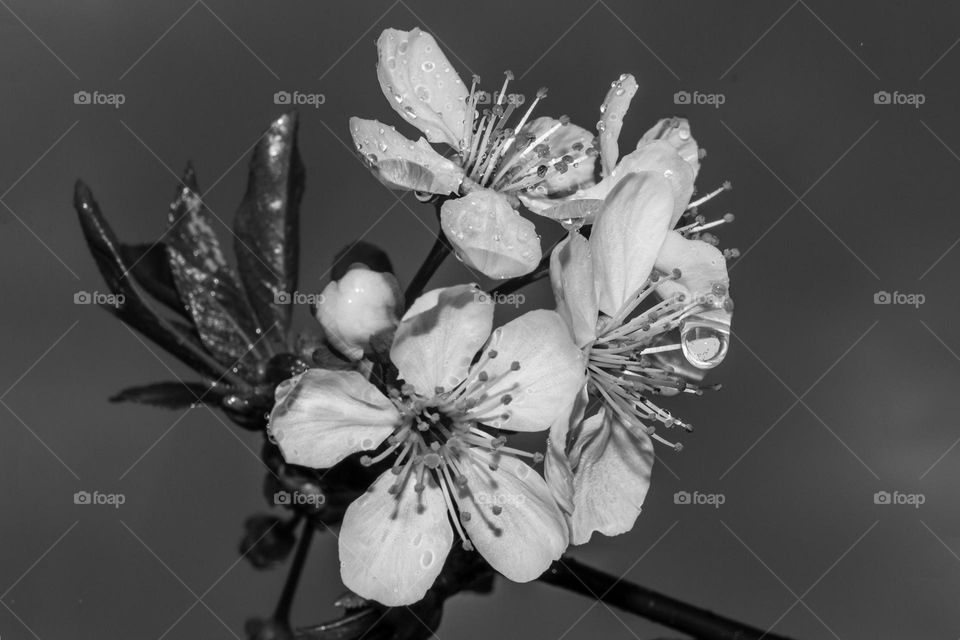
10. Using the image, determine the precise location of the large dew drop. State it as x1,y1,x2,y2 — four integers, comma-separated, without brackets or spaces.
680,312,730,369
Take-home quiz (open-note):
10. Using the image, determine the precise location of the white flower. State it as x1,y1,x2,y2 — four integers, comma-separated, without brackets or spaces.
315,266,402,360
350,27,599,279
269,284,585,605
535,72,709,228
546,161,733,545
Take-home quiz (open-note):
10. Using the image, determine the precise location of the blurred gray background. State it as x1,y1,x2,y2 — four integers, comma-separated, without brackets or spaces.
2,1,960,638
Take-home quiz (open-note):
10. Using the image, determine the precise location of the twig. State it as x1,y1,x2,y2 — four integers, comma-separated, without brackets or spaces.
539,556,796,640
273,521,315,627
404,200,452,307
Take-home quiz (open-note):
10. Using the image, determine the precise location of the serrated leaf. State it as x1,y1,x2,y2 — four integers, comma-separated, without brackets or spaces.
74,180,224,380
110,381,213,408
167,165,264,381
233,112,305,350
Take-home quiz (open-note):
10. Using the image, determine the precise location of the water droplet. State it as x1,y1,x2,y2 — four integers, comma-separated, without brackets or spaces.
421,61,435,72
420,550,435,567
680,313,730,369
415,85,431,102
412,533,423,546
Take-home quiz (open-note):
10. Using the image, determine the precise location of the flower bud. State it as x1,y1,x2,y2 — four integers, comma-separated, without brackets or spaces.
315,266,402,360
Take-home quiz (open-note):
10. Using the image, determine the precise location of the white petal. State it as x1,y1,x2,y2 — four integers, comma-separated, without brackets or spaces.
391,284,494,394
569,409,654,545
465,310,585,432
376,28,469,148
350,118,464,194
454,449,568,582
638,117,701,178
316,266,402,361
550,232,598,347
654,231,732,370
654,231,730,304
441,189,541,279
544,386,589,516
581,141,694,227
268,370,399,469
591,172,674,315
339,470,453,606
598,74,638,177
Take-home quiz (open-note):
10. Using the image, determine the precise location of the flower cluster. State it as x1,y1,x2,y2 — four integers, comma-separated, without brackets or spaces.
268,27,735,606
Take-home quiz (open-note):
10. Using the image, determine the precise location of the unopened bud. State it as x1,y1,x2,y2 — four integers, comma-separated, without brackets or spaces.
315,266,402,360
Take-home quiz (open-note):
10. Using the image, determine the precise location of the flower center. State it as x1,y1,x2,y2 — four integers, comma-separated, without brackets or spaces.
360,359,542,550
586,272,732,450
458,71,597,195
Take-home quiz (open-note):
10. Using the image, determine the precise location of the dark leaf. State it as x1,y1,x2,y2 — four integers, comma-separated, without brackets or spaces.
294,608,380,640
74,180,225,380
167,164,264,381
119,242,189,320
296,597,442,640
331,240,394,280
110,381,213,408
233,112,305,350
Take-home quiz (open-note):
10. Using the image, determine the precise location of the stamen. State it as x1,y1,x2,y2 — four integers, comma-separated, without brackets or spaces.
492,115,568,187
686,181,732,210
